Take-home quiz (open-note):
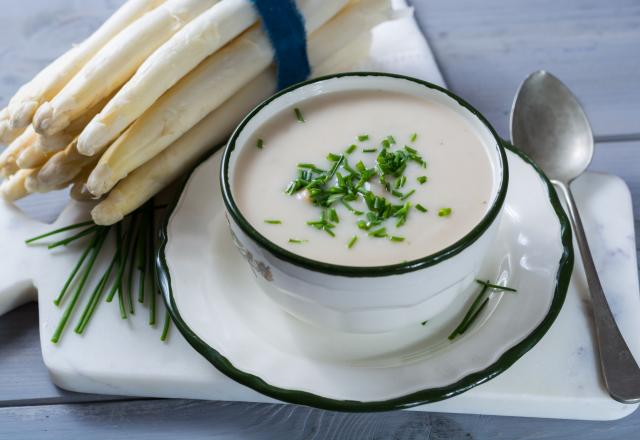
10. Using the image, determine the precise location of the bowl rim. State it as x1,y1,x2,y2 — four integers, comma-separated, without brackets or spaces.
220,72,510,277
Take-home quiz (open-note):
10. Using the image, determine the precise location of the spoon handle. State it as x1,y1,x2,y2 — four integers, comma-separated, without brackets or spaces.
556,181,640,403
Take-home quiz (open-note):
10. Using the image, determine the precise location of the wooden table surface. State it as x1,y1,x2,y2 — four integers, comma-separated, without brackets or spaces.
1,0,639,438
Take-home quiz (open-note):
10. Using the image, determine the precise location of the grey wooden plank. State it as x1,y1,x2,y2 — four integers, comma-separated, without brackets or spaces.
0,303,124,407
0,399,639,440
412,0,640,140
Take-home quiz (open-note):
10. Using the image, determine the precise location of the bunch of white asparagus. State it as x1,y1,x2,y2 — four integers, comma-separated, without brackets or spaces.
0,0,394,225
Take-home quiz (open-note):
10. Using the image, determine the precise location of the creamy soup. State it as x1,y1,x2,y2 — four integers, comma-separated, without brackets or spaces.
232,90,495,266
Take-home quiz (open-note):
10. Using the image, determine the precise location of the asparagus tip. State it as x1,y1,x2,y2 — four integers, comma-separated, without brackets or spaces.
33,101,69,136
92,200,124,226
86,163,115,198
9,100,39,130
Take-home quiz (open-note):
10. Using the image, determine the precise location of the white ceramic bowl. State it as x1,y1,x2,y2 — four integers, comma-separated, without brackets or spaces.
221,73,509,333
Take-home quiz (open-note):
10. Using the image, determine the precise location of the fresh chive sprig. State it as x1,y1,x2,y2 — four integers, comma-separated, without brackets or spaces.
29,200,171,344
475,279,518,292
448,280,518,340
51,229,110,343
25,221,95,245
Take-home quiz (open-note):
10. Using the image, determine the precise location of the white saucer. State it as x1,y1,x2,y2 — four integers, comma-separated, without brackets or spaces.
158,144,572,411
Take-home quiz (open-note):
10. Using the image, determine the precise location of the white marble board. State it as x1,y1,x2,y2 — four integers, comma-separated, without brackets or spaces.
0,171,638,421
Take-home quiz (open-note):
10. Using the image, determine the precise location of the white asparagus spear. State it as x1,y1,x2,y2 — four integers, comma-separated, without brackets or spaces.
17,145,54,169
0,108,8,140
1,169,35,201
34,92,116,153
91,1,388,225
27,146,97,193
0,160,19,180
70,167,96,202
35,140,95,188
79,0,271,154
0,117,26,145
33,132,74,154
86,0,350,197
0,127,37,177
92,68,276,225
33,0,220,136
7,0,167,130
0,108,25,144
24,169,70,194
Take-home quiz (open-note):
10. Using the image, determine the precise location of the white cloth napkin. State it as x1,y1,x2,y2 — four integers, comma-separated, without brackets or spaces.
363,0,445,86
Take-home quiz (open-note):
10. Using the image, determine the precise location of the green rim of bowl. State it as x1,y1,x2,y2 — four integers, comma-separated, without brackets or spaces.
220,72,510,277
157,140,574,412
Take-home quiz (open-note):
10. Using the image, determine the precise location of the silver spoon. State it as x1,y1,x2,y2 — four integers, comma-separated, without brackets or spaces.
510,70,640,404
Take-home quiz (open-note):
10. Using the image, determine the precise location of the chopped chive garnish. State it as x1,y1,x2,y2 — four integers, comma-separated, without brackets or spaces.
417,176,428,184
347,236,358,249
342,161,358,175
416,204,428,213
256,138,264,149
438,207,452,217
397,175,408,189
421,320,428,326
400,189,416,201
307,218,336,237
294,107,304,122
341,199,364,216
289,239,308,244
264,220,282,224
369,227,387,238
404,145,417,154
284,132,436,245
475,279,517,292
410,133,418,142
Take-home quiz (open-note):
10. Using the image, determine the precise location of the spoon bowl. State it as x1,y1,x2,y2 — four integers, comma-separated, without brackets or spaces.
510,70,593,183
